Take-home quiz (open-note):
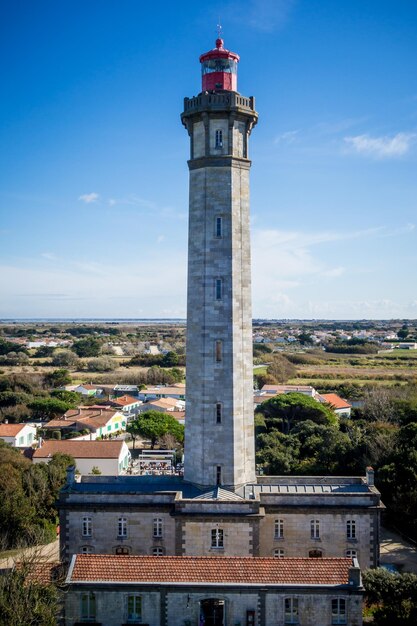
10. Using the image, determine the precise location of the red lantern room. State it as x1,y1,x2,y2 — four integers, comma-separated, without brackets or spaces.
200,38,240,93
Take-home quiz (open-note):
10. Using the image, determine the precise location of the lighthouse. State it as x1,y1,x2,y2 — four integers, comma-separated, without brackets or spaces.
181,38,258,489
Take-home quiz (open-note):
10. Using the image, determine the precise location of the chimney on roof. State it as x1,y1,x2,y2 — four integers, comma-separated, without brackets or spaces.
348,558,362,587
366,466,374,486
66,465,76,486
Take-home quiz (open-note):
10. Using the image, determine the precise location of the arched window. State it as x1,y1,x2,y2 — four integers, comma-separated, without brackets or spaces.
152,547,164,556
274,548,285,558
309,549,323,558
346,549,357,559
115,545,130,555
81,545,93,554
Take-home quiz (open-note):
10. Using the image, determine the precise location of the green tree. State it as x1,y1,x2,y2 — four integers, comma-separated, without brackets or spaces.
28,398,74,419
258,392,337,435
51,349,80,369
127,411,184,449
44,368,72,388
161,351,179,367
0,560,61,626
72,337,101,357
363,568,417,625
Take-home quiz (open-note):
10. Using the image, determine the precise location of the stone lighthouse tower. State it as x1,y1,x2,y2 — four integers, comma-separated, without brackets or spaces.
181,37,258,489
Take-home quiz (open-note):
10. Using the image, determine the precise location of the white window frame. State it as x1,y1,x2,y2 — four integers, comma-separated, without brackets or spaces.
152,547,164,556
81,545,93,554
126,594,142,623
118,516,127,538
284,597,299,624
82,516,92,537
346,549,357,559
347,519,356,540
274,548,285,558
310,519,320,539
331,598,347,624
211,528,224,549
153,518,163,538
274,519,284,539
80,592,96,621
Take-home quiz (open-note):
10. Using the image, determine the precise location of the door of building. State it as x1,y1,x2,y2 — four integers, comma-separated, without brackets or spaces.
200,599,225,626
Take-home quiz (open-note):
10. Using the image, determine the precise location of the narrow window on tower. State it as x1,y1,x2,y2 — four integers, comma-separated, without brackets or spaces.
216,402,222,423
215,216,223,238
215,129,223,148
215,278,222,301
215,340,223,362
216,465,222,485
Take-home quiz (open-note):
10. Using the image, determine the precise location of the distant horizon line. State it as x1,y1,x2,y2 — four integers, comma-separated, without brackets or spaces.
1,317,416,324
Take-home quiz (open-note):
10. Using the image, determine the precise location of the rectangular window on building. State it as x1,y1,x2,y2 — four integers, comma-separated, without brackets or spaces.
216,403,222,423
274,548,285,558
310,519,320,539
215,129,223,148
81,592,96,621
346,549,357,559
152,547,164,556
331,598,346,624
284,597,298,624
215,278,222,301
127,595,142,623
216,465,222,485
81,545,93,554
215,216,222,238
82,516,92,537
347,520,356,540
215,340,223,362
211,528,224,548
118,517,127,538
153,518,163,538
274,519,284,539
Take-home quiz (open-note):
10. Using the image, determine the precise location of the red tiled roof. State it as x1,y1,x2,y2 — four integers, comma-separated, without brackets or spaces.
111,395,139,406
0,423,28,437
320,393,352,410
17,561,63,585
69,555,352,586
33,440,124,459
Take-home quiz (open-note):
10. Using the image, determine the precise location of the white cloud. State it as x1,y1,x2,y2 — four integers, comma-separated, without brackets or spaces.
78,192,99,203
222,0,295,33
274,130,300,144
344,132,416,158
41,252,57,261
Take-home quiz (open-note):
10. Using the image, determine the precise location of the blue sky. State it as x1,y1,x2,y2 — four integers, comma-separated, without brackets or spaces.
1,0,416,319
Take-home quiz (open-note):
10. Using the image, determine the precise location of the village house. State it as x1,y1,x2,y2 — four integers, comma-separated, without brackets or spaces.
140,397,185,413
319,393,352,418
0,422,37,448
109,394,142,415
138,384,186,402
33,440,130,475
64,554,364,626
42,408,126,440
74,383,103,397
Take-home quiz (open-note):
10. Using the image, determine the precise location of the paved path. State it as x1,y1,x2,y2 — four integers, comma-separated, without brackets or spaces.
380,526,417,573
0,538,59,570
